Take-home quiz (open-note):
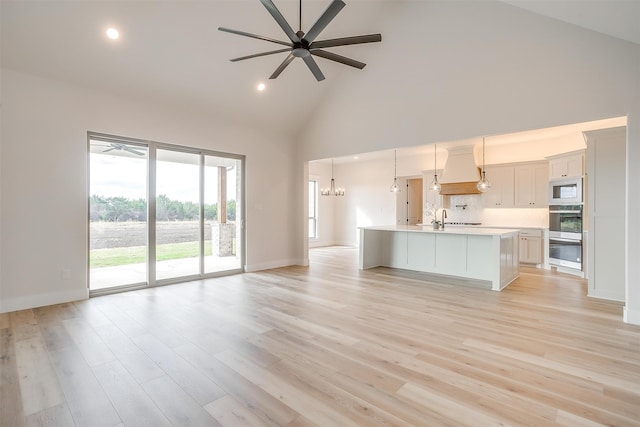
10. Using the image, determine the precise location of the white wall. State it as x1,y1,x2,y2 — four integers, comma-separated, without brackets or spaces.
333,158,399,246
300,1,639,160
299,1,640,324
0,68,300,313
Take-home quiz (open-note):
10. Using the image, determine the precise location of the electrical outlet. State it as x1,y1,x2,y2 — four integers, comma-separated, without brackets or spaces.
62,269,71,280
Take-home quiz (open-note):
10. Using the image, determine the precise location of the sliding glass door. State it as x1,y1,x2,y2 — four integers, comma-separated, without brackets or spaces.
204,155,242,274
89,139,148,291
156,149,201,281
88,133,244,293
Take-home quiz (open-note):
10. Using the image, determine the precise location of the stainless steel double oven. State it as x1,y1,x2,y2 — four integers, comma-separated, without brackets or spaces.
549,204,583,270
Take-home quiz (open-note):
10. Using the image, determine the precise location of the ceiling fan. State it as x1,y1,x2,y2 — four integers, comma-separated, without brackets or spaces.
219,0,382,81
102,143,145,156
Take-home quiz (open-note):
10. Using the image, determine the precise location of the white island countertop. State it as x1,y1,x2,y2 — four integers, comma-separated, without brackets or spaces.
358,225,520,291
359,225,520,236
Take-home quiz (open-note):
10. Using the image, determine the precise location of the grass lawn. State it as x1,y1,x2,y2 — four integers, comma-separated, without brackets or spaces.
91,241,212,268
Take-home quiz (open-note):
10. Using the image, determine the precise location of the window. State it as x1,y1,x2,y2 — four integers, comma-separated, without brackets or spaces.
309,180,318,239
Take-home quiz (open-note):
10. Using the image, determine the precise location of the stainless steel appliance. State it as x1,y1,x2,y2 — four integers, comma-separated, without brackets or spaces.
549,177,583,205
549,204,583,270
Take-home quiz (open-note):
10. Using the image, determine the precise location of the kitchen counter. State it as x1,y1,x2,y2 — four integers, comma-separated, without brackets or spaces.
363,225,521,235
358,225,520,291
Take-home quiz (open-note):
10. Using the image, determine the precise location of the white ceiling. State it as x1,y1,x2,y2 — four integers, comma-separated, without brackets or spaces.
503,0,640,45
2,1,638,139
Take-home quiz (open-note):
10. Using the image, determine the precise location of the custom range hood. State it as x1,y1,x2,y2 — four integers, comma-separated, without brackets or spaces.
439,146,482,195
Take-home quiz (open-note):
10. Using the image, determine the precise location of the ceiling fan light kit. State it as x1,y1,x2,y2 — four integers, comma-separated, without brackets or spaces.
219,0,382,81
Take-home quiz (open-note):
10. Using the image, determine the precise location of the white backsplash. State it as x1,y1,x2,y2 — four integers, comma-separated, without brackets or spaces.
482,207,549,228
433,194,550,228
444,195,484,223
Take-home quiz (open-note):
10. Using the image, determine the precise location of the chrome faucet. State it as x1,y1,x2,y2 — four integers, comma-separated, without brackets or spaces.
441,208,447,230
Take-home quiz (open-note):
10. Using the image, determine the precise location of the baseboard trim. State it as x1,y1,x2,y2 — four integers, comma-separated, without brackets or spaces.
245,258,300,273
333,241,357,247
587,290,625,303
624,307,640,325
0,287,89,313
309,240,333,248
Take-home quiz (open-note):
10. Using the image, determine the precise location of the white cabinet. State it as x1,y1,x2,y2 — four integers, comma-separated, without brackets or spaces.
515,162,549,207
519,229,542,265
482,166,514,208
359,227,520,291
584,127,625,302
484,162,548,209
548,151,584,180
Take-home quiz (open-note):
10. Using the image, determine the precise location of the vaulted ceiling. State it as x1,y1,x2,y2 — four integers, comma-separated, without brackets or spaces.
2,1,638,138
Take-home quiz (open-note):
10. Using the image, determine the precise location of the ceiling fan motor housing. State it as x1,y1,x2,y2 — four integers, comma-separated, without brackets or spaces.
293,32,311,57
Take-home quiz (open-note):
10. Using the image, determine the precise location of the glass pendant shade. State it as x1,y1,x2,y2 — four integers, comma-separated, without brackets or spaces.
390,150,401,193
429,175,441,192
476,137,490,193
477,170,491,192
390,178,400,193
429,144,441,193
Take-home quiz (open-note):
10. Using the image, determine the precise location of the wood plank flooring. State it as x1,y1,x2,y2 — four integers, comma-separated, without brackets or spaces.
1,246,639,426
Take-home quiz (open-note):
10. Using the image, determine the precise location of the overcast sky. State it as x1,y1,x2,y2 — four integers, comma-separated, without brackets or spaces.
90,153,237,203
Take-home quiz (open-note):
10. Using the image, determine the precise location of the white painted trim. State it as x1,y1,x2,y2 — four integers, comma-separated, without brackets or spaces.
309,239,335,248
587,290,625,303
244,258,300,272
334,240,357,247
623,307,640,325
0,287,89,313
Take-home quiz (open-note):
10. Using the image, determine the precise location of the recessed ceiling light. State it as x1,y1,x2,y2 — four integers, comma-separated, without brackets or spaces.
353,156,359,160
106,28,120,40
257,83,266,92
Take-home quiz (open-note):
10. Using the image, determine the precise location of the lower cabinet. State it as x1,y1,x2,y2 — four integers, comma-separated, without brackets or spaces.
519,229,542,265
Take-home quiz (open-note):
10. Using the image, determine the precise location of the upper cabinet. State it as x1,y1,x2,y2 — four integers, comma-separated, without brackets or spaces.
548,151,584,180
483,161,548,209
482,165,515,208
515,162,549,208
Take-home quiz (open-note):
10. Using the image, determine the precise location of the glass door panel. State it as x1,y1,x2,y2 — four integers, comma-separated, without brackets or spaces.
156,149,201,280
89,139,148,290
204,155,242,274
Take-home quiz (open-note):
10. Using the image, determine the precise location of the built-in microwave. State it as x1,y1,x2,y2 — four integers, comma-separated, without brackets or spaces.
549,177,582,205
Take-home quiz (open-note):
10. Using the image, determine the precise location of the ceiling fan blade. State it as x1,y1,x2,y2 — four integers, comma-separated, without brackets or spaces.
270,53,295,79
302,55,326,81
102,148,116,153
310,33,382,49
230,48,292,62
218,27,291,47
311,49,365,69
124,147,145,156
259,0,300,43
304,0,345,43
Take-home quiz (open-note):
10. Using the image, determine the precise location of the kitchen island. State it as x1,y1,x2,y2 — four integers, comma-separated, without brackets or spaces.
359,225,520,291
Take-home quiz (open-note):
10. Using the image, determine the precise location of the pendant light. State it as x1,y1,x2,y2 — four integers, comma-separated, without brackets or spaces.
321,159,345,196
429,144,441,193
477,137,491,192
390,149,400,193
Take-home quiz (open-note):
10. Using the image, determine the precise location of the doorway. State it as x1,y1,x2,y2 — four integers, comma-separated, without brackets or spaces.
407,178,423,225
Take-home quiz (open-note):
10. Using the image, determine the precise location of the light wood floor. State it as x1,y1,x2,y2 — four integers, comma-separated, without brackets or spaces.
2,246,639,427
